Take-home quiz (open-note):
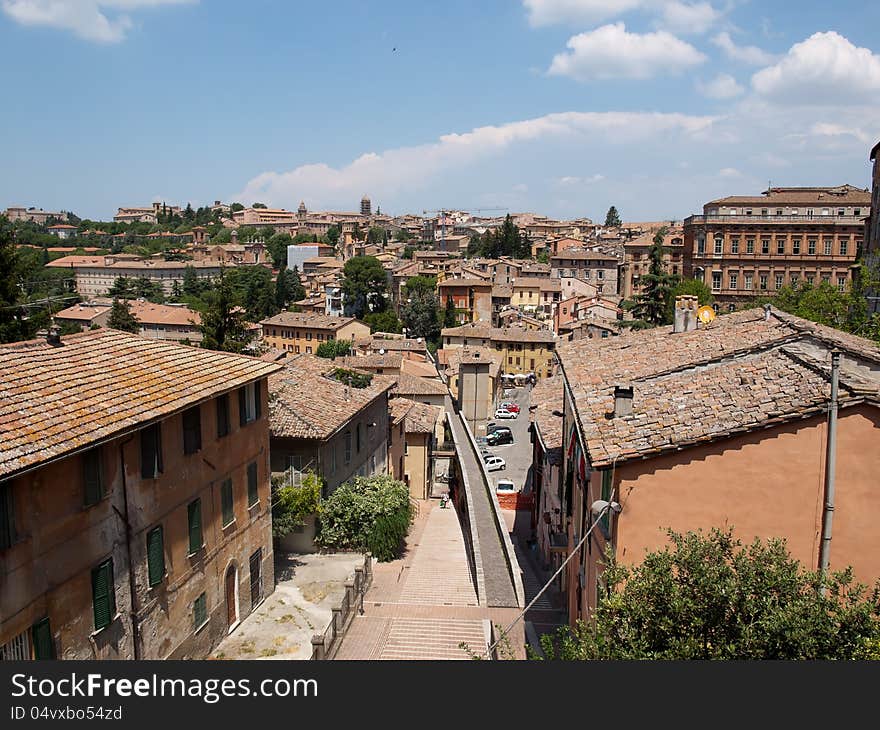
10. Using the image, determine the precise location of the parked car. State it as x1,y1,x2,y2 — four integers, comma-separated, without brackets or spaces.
500,402,520,413
486,422,498,434
495,479,516,493
485,456,506,472
480,449,495,461
494,408,517,419
486,430,513,446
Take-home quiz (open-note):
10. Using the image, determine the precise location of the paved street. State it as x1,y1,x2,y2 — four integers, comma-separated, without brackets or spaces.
483,386,533,491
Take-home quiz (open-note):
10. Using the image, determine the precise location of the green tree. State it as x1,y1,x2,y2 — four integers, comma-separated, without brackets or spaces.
267,232,293,268
317,474,413,562
252,202,267,209
401,244,415,260
107,298,140,333
226,265,277,322
364,310,402,334
199,269,250,353
107,276,134,300
443,295,457,328
394,228,412,242
132,276,165,303
315,338,352,359
274,265,306,310
540,527,880,660
325,225,340,247
400,275,440,342
604,206,622,227
630,227,678,326
367,226,386,246
663,278,714,322
0,216,30,343
341,255,389,318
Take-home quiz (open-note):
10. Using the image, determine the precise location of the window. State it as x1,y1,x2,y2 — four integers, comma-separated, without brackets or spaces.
221,479,234,526
31,618,54,660
759,275,768,290
744,273,753,290
250,549,263,609
697,237,705,254
806,275,815,286
838,276,847,292
746,239,754,254
193,592,208,631
761,239,770,254
711,271,721,290
792,239,801,254
239,382,261,425
306,332,312,341
730,238,739,254
356,423,363,453
824,239,833,256
808,240,816,255
247,462,259,506
183,406,202,455
187,499,203,554
840,239,849,256
599,470,613,537
775,274,784,290
305,346,312,354
344,431,352,464
83,448,104,506
777,239,785,255
146,526,165,587
729,273,738,290
714,237,723,255
216,394,230,438
0,481,15,549
141,423,163,479
791,274,799,286
91,558,116,631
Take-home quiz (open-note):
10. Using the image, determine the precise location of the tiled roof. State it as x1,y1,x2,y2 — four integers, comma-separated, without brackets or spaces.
441,346,503,378
706,185,870,207
0,330,281,479
530,375,563,465
559,307,880,467
269,354,395,440
392,373,448,397
127,301,201,327
260,311,357,330
339,352,403,370
400,359,439,378
403,400,443,433
368,337,426,353
441,322,556,343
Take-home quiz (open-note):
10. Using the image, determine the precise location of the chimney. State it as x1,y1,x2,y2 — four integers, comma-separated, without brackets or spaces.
673,294,698,333
46,325,61,346
613,384,633,417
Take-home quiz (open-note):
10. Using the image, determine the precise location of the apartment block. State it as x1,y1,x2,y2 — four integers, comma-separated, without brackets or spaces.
260,312,370,355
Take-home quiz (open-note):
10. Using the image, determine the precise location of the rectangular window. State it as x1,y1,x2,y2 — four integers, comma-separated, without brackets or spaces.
711,271,721,290
840,239,849,255
356,424,363,453
83,448,104,506
714,237,723,255
791,274,799,286
837,276,847,292
193,592,207,631
775,274,784,290
187,499,203,554
746,239,754,254
729,273,738,290
730,238,739,254
761,239,770,254
744,274,753,290
91,558,116,631
344,431,352,464
250,549,263,609
806,275,815,286
221,479,234,526
146,525,165,587
247,462,259,506
216,394,230,438
697,238,705,254
824,239,833,256
140,423,163,479
31,618,54,660
777,239,785,255
239,381,261,425
792,239,801,255
599,470,613,536
183,406,202,455
759,275,768,290
808,240,816,255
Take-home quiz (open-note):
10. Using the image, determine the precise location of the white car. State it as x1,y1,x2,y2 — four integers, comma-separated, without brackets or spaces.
495,479,516,493
485,456,506,472
494,408,517,419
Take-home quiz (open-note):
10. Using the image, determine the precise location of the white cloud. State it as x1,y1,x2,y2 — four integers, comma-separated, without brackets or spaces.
809,122,873,145
712,31,777,65
719,167,741,177
523,0,643,27
548,23,705,81
697,73,744,99
658,1,720,35
557,174,604,185
1,0,195,43
751,31,880,105
234,111,715,209
558,176,582,185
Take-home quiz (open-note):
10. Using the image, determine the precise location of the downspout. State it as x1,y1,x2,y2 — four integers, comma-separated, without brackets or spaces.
818,350,840,595
118,436,141,660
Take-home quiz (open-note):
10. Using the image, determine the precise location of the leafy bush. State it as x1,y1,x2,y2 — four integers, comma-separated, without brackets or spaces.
317,475,413,562
271,471,322,540
330,367,373,388
316,338,352,359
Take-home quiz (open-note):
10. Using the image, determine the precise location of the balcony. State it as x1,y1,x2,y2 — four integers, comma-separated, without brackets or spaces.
686,214,866,227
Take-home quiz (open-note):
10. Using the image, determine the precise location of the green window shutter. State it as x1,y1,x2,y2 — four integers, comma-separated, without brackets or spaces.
146,526,165,587
247,463,258,506
0,481,14,550
216,394,229,438
254,381,262,420
83,448,104,506
188,499,202,554
600,470,613,535
91,559,116,631
183,406,202,455
238,387,247,426
31,618,54,660
193,592,207,630
221,479,234,526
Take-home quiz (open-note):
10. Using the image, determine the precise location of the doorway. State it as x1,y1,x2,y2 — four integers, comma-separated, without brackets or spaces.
225,565,238,630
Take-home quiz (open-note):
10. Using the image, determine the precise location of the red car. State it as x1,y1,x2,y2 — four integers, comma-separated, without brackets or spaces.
500,402,520,413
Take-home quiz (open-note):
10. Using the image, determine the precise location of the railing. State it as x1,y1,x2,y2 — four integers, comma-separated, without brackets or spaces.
310,553,373,660
686,214,866,226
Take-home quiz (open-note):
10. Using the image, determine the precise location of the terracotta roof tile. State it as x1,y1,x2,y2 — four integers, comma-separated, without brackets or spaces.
392,373,448,397
0,330,281,478
530,375,563,465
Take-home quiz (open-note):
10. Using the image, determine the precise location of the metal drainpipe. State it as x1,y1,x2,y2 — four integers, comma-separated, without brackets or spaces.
118,436,141,660
818,350,840,595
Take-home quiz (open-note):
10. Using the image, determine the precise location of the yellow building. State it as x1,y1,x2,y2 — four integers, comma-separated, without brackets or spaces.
440,322,558,379
260,312,370,355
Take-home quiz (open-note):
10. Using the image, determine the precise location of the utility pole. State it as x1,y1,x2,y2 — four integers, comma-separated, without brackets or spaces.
818,349,840,594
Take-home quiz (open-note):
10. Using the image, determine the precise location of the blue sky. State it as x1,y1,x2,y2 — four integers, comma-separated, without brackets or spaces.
2,0,880,222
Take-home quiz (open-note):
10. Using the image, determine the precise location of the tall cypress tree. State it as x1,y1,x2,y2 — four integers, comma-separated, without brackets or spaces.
631,227,678,326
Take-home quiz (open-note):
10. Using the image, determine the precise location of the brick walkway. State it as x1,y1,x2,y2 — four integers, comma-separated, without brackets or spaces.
334,501,521,660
